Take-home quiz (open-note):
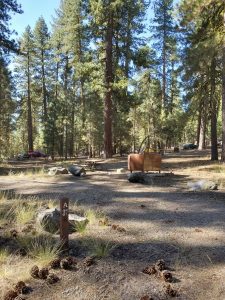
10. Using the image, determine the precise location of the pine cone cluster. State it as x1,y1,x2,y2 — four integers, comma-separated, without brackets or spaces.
142,259,178,297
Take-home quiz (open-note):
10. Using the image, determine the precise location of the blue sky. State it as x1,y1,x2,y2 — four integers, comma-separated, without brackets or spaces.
10,0,61,36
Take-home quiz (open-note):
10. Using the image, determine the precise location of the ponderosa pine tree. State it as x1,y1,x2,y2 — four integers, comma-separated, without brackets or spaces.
18,26,35,152
89,0,148,158
151,0,176,110
178,0,224,160
0,0,22,54
33,17,50,135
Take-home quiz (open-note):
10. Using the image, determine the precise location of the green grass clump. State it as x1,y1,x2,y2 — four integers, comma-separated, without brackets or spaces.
84,209,97,224
90,240,115,258
74,221,88,235
0,249,10,264
0,190,16,202
14,205,36,225
84,209,105,225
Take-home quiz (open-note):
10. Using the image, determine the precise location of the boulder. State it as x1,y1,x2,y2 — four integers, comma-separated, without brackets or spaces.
117,168,126,174
48,167,68,176
69,214,89,230
37,208,61,233
128,172,147,184
187,180,218,191
68,165,86,176
36,208,88,233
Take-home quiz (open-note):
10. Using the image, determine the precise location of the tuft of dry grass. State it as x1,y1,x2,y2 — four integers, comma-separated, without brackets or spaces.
28,235,61,267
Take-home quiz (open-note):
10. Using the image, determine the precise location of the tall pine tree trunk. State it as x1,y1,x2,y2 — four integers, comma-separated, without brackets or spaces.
64,56,69,160
104,11,113,158
221,12,225,161
27,52,33,152
196,110,201,146
198,112,206,150
162,10,166,108
210,57,218,160
41,49,47,122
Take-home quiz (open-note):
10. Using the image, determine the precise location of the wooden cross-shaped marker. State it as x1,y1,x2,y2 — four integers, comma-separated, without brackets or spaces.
60,197,69,251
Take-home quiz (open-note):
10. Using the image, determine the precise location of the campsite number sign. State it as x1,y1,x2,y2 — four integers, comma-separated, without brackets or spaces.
60,197,69,251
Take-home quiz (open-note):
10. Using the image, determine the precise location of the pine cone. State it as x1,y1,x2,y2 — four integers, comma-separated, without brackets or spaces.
65,256,76,265
17,248,27,257
99,217,109,226
140,296,154,300
10,229,18,238
155,259,166,271
140,204,146,208
161,270,173,282
49,258,61,269
165,284,178,297
111,224,119,230
83,256,95,267
46,273,60,284
38,267,49,279
15,297,25,300
117,226,126,232
14,281,25,293
30,265,39,278
3,290,18,300
142,265,157,275
60,258,71,270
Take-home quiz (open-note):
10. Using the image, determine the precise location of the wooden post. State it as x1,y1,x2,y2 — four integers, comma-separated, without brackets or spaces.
60,197,69,251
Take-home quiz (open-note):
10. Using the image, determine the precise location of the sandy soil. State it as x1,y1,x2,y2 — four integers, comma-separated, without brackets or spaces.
1,150,225,300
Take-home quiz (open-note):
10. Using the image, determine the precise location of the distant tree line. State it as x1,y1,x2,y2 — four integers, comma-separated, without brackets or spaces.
0,0,225,161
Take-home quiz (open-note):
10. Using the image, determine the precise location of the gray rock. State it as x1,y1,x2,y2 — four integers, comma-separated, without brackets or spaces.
69,213,89,230
187,180,218,191
116,168,126,174
37,208,61,233
37,208,88,233
128,172,147,184
48,167,68,176
68,165,86,176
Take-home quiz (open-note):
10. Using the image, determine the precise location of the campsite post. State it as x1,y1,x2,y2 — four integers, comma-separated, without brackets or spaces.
60,197,69,251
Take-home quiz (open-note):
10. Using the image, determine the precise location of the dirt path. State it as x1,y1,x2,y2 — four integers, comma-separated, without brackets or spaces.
1,151,225,299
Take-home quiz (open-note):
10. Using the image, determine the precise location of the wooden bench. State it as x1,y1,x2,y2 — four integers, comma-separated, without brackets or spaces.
128,153,161,173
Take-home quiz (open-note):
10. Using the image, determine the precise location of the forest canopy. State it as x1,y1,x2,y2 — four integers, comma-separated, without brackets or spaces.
0,0,225,160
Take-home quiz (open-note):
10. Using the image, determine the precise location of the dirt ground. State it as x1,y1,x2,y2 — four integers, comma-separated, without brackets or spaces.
1,149,225,300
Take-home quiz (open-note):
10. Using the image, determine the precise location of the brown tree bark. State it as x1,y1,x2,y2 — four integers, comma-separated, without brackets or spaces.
64,56,69,160
198,112,206,150
210,57,218,160
221,12,225,161
104,11,113,158
27,51,33,152
41,49,47,122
